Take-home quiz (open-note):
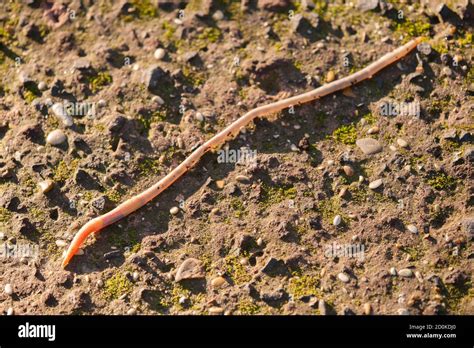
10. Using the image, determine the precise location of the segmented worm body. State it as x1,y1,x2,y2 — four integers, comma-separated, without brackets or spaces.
62,37,423,267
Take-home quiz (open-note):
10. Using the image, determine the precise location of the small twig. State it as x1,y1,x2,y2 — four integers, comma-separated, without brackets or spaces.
62,37,423,267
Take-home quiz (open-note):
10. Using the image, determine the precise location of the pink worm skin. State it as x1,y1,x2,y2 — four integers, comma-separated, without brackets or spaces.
62,37,423,268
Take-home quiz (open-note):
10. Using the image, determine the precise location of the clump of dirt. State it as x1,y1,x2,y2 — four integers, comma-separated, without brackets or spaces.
0,0,472,316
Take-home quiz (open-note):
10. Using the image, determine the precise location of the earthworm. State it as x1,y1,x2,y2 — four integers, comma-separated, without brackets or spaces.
62,37,423,267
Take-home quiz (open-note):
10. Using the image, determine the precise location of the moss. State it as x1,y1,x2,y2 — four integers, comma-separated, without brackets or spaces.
441,139,462,153
426,172,458,192
259,184,297,209
88,71,112,93
138,158,161,176
230,197,246,218
104,273,134,300
332,124,357,145
399,245,424,261
108,228,139,250
224,254,251,284
0,207,12,223
431,41,449,54
392,19,430,40
122,0,157,21
53,159,79,182
362,112,377,125
288,274,320,298
182,65,207,87
443,281,472,312
162,21,176,42
457,31,473,48
105,188,123,203
237,299,260,315
29,207,45,222
195,27,221,50
136,110,168,132
316,197,345,226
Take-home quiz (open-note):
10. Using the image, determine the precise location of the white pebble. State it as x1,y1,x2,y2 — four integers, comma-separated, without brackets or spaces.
398,269,413,277
6,307,14,315
97,99,107,108
154,48,166,60
389,267,397,276
127,308,137,315
195,112,204,122
152,95,165,105
290,144,299,152
333,215,342,226
52,103,73,127
338,272,350,283
55,240,68,247
368,179,383,190
132,271,139,281
38,180,54,194
397,138,408,148
46,129,67,145
4,283,13,295
38,81,47,91
407,224,418,234
170,206,179,215
212,10,224,21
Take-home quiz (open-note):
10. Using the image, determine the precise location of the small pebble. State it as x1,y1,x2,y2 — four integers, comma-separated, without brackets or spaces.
367,126,379,134
4,283,13,295
326,70,335,83
38,81,47,91
195,112,204,122
342,165,354,176
368,179,383,190
46,129,67,145
290,144,299,152
132,271,139,281
215,180,225,189
338,272,350,283
212,10,224,21
397,138,408,148
97,279,104,287
97,99,106,108
6,307,14,316
407,224,418,234
442,66,452,77
0,232,4,240
38,180,54,194
170,206,179,215
152,95,165,105
235,175,250,183
55,240,67,247
389,267,397,276
363,303,372,315
209,306,224,315
52,102,73,127
256,237,263,246
397,308,410,315
127,308,137,315
154,48,166,60
333,215,342,226
398,269,413,278
211,276,226,289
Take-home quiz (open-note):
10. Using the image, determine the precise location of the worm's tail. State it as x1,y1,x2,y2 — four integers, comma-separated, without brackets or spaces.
61,218,103,268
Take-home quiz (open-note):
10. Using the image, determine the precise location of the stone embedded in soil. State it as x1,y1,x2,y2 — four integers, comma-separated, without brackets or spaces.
356,138,382,155
326,70,336,83
257,0,290,11
103,250,121,260
364,303,372,315
368,179,383,190
235,175,250,183
51,103,73,127
318,299,328,315
406,224,418,234
398,269,413,278
4,283,13,295
462,217,474,240
211,276,226,289
6,307,13,315
357,0,380,12
389,267,397,276
261,257,287,276
38,180,54,194
127,308,137,315
142,66,168,92
397,138,409,148
175,258,205,282
152,95,165,105
212,10,224,21
397,308,410,315
343,165,354,176
46,129,67,145
154,48,166,60
55,240,67,247
170,206,179,215
209,306,224,315
333,215,342,226
338,272,350,283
